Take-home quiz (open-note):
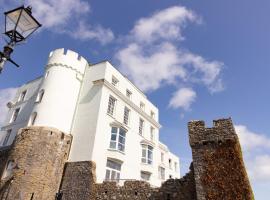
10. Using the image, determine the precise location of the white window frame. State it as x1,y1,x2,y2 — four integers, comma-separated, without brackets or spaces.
169,159,172,169
141,171,151,181
141,144,153,165
158,166,165,180
107,96,117,116
105,159,121,183
150,127,155,141
140,102,145,111
109,127,126,153
174,162,178,172
10,108,20,123
18,90,27,102
28,112,37,126
150,111,155,119
112,76,119,87
3,129,12,146
126,89,132,99
161,152,164,163
123,107,130,125
139,118,144,135
36,89,45,103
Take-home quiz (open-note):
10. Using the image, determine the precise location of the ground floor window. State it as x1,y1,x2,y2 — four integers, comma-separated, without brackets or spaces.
141,171,151,181
105,159,122,183
158,166,165,180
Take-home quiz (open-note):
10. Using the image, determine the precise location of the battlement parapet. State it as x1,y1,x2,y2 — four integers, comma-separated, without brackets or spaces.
188,118,237,147
47,48,88,74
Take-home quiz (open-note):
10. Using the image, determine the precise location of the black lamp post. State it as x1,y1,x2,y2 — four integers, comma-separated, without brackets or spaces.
0,6,42,73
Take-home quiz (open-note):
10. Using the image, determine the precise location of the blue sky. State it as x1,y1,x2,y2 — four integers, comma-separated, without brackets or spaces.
0,0,269,199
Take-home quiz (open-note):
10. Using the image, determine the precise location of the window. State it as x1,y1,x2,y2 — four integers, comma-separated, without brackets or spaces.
139,118,144,135
141,171,151,181
140,102,145,110
174,162,178,172
1,160,15,180
109,127,126,152
18,90,27,102
150,111,155,119
169,175,173,179
150,127,155,141
158,166,165,180
141,144,153,165
28,112,37,126
10,108,20,123
3,129,11,146
45,71,49,78
107,96,116,116
123,107,130,125
36,89,44,103
105,159,121,182
169,159,172,169
161,152,164,163
126,90,132,99
112,76,119,86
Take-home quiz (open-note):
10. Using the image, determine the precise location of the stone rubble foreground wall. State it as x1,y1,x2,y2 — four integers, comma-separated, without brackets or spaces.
0,126,72,200
59,161,197,200
188,118,254,200
0,118,254,200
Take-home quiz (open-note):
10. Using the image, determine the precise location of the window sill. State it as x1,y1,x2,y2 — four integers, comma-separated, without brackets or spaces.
108,148,125,155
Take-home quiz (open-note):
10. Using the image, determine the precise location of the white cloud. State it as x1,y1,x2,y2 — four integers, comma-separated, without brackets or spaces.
247,155,270,182
115,5,224,111
0,87,17,125
2,0,114,44
169,88,196,110
66,21,115,45
131,6,198,43
235,125,270,151
235,125,270,183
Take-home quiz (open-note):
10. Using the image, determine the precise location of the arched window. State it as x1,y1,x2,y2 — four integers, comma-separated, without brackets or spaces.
28,112,37,126
36,89,44,103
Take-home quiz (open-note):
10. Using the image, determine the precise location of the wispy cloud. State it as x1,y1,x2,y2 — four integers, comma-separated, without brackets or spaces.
115,5,224,111
169,88,196,110
0,87,17,125
1,0,114,45
235,125,270,183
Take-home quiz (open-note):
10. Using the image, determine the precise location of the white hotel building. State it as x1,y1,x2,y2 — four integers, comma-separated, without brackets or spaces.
0,49,180,187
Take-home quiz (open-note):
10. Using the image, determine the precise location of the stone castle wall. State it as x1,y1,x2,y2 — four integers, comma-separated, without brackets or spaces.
0,118,254,200
0,126,72,200
188,118,254,200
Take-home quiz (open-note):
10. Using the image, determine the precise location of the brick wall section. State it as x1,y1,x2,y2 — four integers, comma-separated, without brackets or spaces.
59,161,97,200
188,118,254,200
0,146,11,178
0,126,72,200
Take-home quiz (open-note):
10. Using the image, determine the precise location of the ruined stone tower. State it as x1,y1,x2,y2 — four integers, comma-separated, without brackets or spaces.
188,118,254,200
0,127,72,200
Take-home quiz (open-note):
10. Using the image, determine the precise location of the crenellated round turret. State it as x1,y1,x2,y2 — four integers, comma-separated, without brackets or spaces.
30,48,88,134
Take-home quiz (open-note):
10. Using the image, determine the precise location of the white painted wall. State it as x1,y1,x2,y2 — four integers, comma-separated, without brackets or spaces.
31,48,88,134
0,77,42,146
0,49,181,187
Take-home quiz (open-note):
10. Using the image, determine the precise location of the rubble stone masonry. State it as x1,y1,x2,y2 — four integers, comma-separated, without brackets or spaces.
0,126,72,200
0,118,254,200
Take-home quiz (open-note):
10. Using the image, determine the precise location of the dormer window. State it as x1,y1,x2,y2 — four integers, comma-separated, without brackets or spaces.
18,90,26,102
150,111,155,119
140,102,145,110
112,76,119,87
126,89,132,99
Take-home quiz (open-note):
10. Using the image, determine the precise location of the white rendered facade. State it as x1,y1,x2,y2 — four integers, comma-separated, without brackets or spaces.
0,49,180,187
